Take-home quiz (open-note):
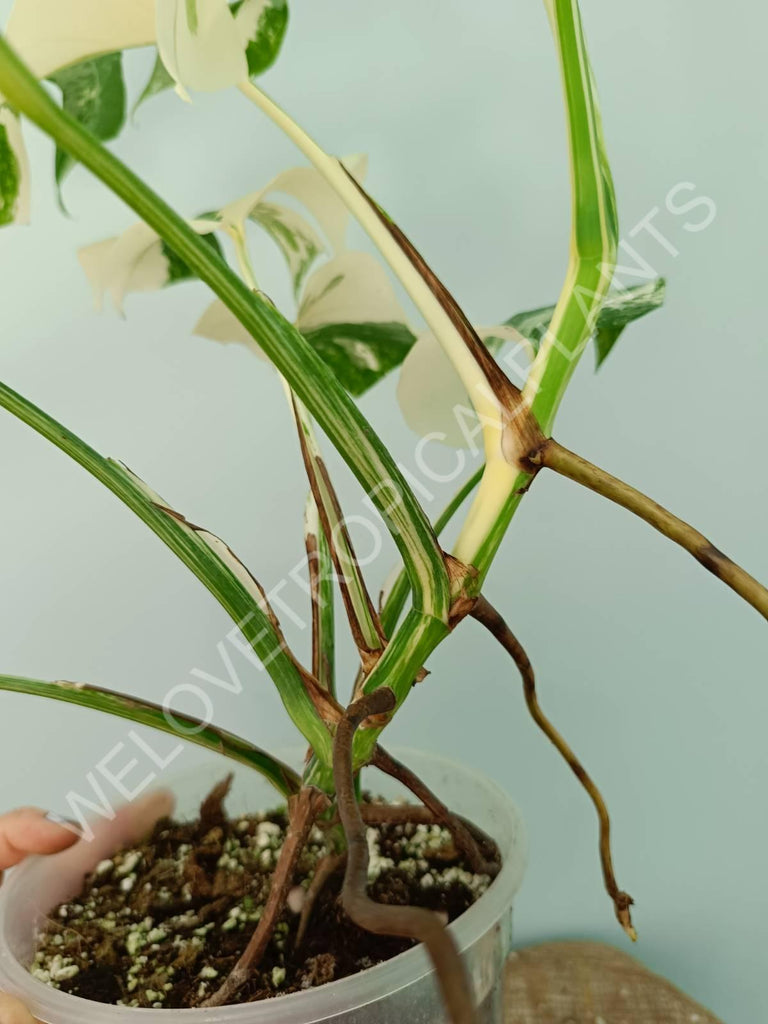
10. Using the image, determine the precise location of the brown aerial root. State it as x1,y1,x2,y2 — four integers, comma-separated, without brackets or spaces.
333,688,479,1024
371,745,499,877
528,438,768,623
470,595,637,942
294,850,347,949
203,786,329,1007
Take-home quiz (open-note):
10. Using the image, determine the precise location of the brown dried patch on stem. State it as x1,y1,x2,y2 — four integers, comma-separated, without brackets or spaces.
371,746,498,877
340,164,545,469
294,851,347,949
444,553,480,628
203,787,330,1007
333,688,479,1024
291,393,386,671
470,595,636,941
529,439,768,623
304,529,332,691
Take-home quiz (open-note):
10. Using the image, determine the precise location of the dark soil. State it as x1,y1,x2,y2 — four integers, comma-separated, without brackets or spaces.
30,784,499,1008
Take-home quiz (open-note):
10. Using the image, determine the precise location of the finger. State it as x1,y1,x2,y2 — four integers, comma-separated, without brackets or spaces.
105,788,176,848
0,992,38,1023
0,809,79,873
52,788,176,878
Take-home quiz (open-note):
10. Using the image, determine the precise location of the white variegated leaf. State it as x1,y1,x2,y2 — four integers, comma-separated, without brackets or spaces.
397,325,533,448
155,0,248,100
193,297,267,356
249,201,323,296
5,0,155,80
267,154,368,253
296,251,409,333
78,223,168,311
0,107,30,226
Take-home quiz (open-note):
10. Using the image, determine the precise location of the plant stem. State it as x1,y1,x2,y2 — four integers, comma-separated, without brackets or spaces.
333,689,479,1024
290,390,385,667
304,495,336,694
0,380,333,761
0,34,450,625
470,596,635,940
532,440,768,621
372,746,497,876
238,82,504,436
0,675,300,797
204,787,329,1006
455,0,619,575
294,851,347,948
380,465,485,637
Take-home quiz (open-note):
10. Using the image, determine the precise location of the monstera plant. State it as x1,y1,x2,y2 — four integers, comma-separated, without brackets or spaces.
0,2,764,1022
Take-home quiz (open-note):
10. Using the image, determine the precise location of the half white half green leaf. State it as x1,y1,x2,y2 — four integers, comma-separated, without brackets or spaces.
48,53,127,205
232,0,289,76
79,220,223,311
155,0,248,100
0,106,29,226
136,0,289,110
296,251,415,395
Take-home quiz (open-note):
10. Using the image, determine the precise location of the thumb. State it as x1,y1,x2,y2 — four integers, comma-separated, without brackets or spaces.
0,992,38,1023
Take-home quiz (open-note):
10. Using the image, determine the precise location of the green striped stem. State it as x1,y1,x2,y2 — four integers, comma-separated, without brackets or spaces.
0,675,300,798
0,379,333,762
453,0,619,575
380,465,485,637
0,34,450,627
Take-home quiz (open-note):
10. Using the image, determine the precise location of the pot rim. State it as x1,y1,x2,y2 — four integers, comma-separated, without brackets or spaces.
0,747,526,1023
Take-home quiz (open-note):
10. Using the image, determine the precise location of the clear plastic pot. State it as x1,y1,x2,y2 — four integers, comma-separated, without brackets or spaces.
0,749,526,1023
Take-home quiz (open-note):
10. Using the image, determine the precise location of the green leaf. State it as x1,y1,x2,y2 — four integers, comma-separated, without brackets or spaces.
302,321,416,396
49,53,126,205
0,379,333,765
232,0,289,77
504,279,666,364
133,53,175,113
0,106,28,227
593,278,666,367
0,674,301,797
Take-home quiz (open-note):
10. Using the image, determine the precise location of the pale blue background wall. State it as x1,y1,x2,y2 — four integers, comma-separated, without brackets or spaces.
1,2,766,1020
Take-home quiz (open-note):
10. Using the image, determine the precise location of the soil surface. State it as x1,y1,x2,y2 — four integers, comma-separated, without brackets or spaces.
30,784,499,1008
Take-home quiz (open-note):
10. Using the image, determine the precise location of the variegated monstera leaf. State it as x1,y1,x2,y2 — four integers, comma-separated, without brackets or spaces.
0,0,290,217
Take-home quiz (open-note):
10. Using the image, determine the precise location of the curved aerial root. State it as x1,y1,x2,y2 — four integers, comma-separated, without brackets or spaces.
333,688,479,1024
204,786,329,1007
372,745,499,876
470,595,636,941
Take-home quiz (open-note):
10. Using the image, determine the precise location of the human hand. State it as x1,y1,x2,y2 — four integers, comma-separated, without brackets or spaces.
0,791,175,1023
